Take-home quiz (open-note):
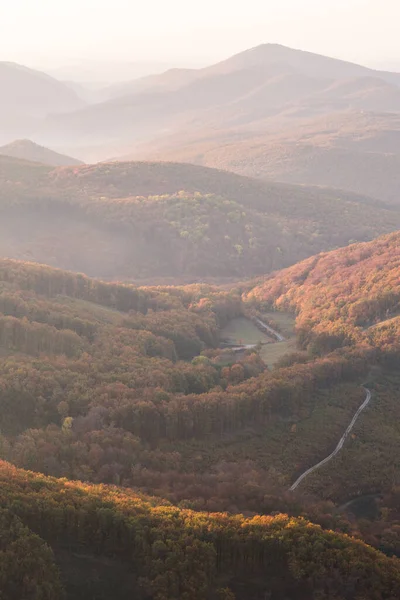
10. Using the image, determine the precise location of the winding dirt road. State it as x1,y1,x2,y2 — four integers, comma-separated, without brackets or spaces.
289,386,372,491
254,317,286,342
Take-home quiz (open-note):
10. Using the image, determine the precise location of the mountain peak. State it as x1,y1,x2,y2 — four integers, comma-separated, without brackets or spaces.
211,43,399,83
0,139,82,166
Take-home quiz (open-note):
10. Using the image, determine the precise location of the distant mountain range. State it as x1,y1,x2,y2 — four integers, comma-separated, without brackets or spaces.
37,44,400,148
108,45,400,205
2,44,400,204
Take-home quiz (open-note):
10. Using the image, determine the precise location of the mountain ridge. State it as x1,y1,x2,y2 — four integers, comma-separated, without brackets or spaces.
0,139,83,166
34,43,400,159
0,61,86,145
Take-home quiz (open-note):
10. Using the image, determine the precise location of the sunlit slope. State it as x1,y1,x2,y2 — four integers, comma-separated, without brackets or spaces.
0,460,399,600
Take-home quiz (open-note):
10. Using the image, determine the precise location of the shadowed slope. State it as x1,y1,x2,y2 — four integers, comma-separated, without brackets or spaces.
1,158,399,280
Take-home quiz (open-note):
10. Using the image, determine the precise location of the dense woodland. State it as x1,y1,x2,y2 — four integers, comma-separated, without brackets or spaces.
4,40,400,600
1,157,400,280
0,461,400,600
247,230,400,359
0,232,400,596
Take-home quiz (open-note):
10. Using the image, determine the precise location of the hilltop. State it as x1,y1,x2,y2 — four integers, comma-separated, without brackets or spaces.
0,139,82,166
0,158,400,280
205,43,400,83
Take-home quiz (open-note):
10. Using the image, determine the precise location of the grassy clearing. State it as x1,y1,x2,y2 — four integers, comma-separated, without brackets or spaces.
221,317,267,345
259,312,296,367
221,313,297,368
262,311,296,338
259,339,296,367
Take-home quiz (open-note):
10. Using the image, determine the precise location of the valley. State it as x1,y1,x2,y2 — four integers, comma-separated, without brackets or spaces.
1,33,400,599
0,226,399,597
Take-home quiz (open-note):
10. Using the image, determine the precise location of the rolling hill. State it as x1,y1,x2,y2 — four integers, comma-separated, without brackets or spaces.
124,108,400,205
90,43,400,108
0,461,399,600
0,139,82,166
1,158,400,281
102,43,400,102
0,61,84,113
246,230,400,360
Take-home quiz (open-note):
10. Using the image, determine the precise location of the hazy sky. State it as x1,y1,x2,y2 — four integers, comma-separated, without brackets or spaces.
2,0,400,69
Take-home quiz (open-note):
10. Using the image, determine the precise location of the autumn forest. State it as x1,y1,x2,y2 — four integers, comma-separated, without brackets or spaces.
2,33,400,600
0,223,399,597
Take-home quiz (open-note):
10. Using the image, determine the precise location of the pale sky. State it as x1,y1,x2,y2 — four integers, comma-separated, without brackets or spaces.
1,0,400,69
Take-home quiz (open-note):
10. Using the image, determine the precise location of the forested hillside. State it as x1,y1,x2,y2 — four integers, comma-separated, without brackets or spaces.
244,232,400,539
0,258,373,500
1,235,400,596
1,461,400,600
246,230,400,357
1,158,400,280
4,11,400,599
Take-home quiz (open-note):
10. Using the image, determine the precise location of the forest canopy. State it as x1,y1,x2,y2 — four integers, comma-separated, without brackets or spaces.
0,233,400,597
1,158,399,280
